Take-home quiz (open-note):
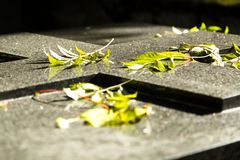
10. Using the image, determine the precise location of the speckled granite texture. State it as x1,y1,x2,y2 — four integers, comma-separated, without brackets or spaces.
1,24,240,159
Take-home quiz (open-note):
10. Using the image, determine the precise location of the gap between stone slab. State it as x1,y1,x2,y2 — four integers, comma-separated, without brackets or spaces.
0,73,236,115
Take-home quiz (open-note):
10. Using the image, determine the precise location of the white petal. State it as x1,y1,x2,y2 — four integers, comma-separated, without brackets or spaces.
172,27,183,35
57,45,77,57
128,64,144,70
91,93,103,103
49,49,68,60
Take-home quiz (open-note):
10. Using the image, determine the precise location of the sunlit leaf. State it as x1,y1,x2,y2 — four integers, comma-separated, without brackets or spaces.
44,39,114,79
232,62,240,69
189,26,199,32
57,80,152,128
221,53,237,61
47,54,65,66
233,42,240,54
134,107,147,118
151,60,166,71
224,26,229,34
80,108,115,127
122,51,188,73
199,22,207,30
168,57,176,70
207,26,222,32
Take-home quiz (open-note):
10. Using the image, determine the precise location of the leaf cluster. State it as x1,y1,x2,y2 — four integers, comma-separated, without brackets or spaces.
179,42,240,69
171,22,229,35
56,80,152,128
122,42,240,73
44,39,114,79
122,51,192,73
45,39,114,67
189,22,229,34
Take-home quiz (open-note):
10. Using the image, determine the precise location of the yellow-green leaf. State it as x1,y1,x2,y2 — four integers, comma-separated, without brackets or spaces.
134,107,147,118
47,54,65,66
199,22,207,30
80,108,115,127
224,26,229,34
189,26,199,32
207,26,222,32
232,62,240,69
152,60,166,71
233,42,240,54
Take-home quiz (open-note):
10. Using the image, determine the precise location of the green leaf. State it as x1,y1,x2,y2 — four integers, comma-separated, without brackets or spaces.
107,92,138,109
232,62,240,69
80,108,114,127
189,26,199,32
58,81,152,128
102,49,111,60
102,49,111,65
168,57,176,70
224,26,229,34
72,54,83,66
75,47,86,56
122,51,187,73
134,107,147,118
232,42,240,54
151,60,166,71
199,22,207,30
207,26,222,32
118,109,139,123
221,53,237,61
47,54,65,66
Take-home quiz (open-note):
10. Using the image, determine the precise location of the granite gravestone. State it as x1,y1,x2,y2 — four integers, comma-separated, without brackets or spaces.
1,25,240,160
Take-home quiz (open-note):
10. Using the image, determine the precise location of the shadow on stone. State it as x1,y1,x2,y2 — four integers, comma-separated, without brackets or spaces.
0,52,27,63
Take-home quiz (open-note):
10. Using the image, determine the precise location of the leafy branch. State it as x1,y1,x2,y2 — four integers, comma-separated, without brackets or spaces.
44,39,114,79
55,80,153,128
44,38,114,67
122,42,240,73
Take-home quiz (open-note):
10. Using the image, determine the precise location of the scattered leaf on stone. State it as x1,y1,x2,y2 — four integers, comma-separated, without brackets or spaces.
123,42,240,73
181,42,240,69
180,43,224,67
45,39,114,67
189,22,228,33
122,51,192,73
172,22,229,35
44,39,114,79
56,80,152,128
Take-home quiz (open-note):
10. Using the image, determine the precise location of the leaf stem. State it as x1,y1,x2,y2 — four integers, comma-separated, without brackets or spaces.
98,79,132,93
88,38,114,54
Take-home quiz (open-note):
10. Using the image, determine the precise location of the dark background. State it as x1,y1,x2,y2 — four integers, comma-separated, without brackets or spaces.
1,0,240,34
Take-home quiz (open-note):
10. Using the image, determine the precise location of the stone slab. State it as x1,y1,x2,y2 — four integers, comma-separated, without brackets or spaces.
1,31,240,111
1,26,240,159
1,91,240,160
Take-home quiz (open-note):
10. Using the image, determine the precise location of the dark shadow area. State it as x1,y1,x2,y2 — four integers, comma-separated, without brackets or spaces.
0,52,27,63
1,0,240,34
90,74,222,115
